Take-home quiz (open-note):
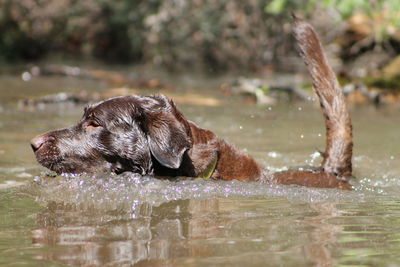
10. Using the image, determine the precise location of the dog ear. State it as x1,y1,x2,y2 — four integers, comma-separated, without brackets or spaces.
140,95,191,169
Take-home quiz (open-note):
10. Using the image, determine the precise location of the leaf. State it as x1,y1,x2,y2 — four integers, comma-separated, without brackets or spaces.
264,0,287,15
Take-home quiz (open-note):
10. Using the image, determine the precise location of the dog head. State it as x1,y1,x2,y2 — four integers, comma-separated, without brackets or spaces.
30,95,192,175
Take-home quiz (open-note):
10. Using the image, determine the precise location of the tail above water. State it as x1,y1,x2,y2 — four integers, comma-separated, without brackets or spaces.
292,16,353,180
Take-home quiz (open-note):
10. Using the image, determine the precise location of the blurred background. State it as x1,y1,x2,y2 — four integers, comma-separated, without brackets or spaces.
0,0,399,75
2,0,400,105
1,0,400,105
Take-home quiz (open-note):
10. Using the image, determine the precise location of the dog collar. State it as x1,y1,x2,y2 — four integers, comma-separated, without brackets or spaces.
197,154,218,179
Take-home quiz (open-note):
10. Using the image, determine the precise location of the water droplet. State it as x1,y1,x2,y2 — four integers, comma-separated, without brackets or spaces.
21,72,32,82
267,151,280,158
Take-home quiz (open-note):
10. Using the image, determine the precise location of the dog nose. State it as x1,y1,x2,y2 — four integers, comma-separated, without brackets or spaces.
30,134,53,152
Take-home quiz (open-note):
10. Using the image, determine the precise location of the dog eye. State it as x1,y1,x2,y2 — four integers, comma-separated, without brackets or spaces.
87,120,102,129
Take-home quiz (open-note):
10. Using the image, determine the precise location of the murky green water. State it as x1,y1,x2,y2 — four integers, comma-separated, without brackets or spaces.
1,71,400,266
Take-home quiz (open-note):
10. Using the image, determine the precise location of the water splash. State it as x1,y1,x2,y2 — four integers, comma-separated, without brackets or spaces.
24,172,376,214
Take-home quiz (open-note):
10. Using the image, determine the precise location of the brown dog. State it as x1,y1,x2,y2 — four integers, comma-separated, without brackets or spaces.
30,18,353,190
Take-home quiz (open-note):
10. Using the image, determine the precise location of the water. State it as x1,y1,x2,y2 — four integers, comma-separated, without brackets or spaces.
1,70,400,266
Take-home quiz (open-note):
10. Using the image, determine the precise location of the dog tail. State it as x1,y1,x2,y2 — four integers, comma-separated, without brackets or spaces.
292,15,353,180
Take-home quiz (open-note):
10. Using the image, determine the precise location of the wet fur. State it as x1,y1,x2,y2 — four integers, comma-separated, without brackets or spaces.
31,17,353,190
292,17,353,179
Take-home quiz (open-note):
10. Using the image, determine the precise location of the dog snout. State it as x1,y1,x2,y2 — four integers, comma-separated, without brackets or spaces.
30,134,55,152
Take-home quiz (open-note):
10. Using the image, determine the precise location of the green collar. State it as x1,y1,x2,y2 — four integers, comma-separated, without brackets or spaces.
197,154,218,179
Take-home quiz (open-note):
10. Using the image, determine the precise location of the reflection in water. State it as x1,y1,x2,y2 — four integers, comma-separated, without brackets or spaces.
31,198,347,266
305,203,342,267
32,199,222,266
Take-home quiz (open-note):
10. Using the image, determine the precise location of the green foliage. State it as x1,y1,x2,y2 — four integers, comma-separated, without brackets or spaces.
264,0,398,18
264,0,287,14
264,0,317,15
265,0,400,43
